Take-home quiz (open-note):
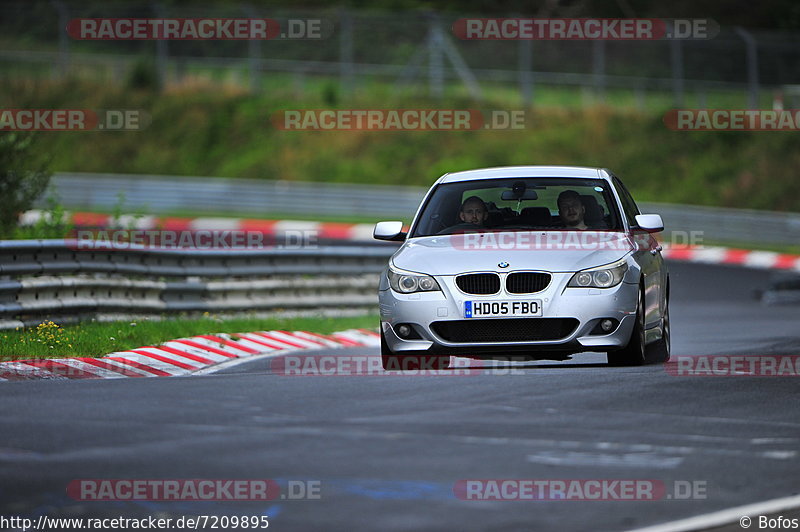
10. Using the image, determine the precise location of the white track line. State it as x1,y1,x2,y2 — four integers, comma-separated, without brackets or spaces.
628,493,800,532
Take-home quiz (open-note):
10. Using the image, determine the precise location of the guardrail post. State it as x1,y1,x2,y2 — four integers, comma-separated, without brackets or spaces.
427,13,444,99
153,2,168,91
592,40,606,102
519,38,533,107
49,0,70,79
670,39,685,107
735,27,759,108
242,4,262,93
339,9,354,96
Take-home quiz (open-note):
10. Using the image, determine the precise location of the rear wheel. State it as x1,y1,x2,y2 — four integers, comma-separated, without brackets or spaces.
608,288,646,366
380,328,448,371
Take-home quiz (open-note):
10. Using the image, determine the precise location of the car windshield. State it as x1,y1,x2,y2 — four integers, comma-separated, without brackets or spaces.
411,177,624,237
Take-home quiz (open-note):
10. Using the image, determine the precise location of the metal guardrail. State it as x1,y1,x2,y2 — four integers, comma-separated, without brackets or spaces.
0,240,395,330
47,173,426,219
46,172,800,246
637,203,800,247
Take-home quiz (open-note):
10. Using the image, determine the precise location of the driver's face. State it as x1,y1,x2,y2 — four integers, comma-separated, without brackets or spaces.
558,198,585,225
460,202,488,225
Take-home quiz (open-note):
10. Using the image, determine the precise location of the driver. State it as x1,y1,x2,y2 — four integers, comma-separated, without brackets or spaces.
557,190,588,230
459,196,489,226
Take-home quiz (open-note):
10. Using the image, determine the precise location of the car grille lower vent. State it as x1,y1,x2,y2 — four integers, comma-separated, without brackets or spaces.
456,273,500,295
506,272,551,294
431,318,579,343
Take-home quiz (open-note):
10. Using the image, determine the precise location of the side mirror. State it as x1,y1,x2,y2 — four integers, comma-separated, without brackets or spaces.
634,214,664,233
373,221,407,241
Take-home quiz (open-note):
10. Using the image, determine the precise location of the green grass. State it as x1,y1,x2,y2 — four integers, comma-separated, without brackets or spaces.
3,77,800,214
0,313,379,361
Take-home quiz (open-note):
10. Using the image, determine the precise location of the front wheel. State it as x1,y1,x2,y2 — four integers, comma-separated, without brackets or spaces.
649,296,671,362
608,288,646,366
380,328,448,371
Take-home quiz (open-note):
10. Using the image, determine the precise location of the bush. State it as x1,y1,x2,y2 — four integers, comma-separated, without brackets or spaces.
0,132,51,239
126,57,160,91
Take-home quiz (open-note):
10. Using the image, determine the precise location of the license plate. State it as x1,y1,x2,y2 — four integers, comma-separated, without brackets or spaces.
464,300,542,318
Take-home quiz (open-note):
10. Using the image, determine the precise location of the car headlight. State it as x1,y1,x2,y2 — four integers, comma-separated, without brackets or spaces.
388,267,441,294
568,259,628,288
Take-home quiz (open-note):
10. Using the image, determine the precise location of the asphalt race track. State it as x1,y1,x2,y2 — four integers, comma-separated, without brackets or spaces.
1,261,799,531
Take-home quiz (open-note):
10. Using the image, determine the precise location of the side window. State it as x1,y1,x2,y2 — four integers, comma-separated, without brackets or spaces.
613,177,640,226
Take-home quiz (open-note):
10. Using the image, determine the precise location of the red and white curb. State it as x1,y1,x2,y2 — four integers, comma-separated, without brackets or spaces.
0,329,380,382
661,244,800,272
20,210,379,243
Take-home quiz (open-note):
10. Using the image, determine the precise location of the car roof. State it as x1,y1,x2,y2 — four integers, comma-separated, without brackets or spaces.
439,166,609,184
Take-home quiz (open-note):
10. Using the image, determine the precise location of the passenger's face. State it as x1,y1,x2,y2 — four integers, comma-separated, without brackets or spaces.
559,198,585,226
460,202,488,225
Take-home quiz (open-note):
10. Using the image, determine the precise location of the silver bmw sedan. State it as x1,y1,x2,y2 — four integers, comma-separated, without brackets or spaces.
374,166,670,370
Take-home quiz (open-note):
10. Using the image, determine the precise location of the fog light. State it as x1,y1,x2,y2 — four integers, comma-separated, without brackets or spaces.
600,319,614,332
397,324,412,338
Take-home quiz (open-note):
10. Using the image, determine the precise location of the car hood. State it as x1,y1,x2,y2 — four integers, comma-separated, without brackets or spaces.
392,232,634,275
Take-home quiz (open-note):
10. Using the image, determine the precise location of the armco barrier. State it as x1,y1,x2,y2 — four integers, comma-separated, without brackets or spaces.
0,240,395,330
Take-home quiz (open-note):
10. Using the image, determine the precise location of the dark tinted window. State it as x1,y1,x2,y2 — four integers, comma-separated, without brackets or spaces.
411,178,623,237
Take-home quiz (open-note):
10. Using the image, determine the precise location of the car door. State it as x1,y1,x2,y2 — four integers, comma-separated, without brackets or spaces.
612,176,664,330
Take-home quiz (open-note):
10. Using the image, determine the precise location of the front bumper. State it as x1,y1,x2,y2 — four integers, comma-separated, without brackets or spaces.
379,271,639,355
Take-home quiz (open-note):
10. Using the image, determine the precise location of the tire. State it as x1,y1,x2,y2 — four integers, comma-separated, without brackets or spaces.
608,287,646,366
380,328,448,371
649,294,671,363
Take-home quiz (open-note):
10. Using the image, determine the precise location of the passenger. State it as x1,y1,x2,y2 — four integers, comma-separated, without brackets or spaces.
459,196,489,226
557,190,588,230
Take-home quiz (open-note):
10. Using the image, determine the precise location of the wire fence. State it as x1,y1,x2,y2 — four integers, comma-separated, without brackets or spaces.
2,2,800,108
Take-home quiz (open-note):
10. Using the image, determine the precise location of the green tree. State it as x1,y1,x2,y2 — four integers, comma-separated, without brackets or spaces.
0,132,51,238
